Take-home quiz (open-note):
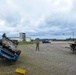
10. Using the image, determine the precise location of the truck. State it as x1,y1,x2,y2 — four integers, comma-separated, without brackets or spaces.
0,33,21,61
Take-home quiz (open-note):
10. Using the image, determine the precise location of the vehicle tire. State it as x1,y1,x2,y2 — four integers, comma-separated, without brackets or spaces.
13,60,17,62
16,50,21,56
2,43,6,46
72,46,75,53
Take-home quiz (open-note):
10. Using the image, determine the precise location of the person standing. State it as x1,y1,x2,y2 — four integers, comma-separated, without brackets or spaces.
35,38,40,51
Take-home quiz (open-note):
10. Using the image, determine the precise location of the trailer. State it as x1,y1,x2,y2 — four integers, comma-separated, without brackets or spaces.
0,33,21,61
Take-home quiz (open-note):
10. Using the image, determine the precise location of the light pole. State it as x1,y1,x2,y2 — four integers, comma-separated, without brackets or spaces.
73,31,74,41
62,33,65,40
16,30,19,37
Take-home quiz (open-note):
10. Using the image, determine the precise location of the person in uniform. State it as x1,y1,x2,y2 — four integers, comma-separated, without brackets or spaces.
35,38,40,51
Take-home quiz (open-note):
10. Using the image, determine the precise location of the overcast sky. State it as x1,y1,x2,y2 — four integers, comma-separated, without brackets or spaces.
0,0,76,39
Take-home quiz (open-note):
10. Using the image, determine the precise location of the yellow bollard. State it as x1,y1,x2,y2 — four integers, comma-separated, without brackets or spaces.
15,68,26,75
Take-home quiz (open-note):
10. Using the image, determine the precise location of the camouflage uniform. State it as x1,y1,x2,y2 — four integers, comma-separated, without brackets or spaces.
36,38,40,51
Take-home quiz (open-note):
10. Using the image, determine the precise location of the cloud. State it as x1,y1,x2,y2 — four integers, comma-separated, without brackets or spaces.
0,0,76,39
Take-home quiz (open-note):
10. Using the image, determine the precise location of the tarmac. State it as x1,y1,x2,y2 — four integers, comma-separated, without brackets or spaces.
0,41,76,75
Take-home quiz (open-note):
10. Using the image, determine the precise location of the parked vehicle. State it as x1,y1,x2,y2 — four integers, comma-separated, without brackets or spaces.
42,39,50,43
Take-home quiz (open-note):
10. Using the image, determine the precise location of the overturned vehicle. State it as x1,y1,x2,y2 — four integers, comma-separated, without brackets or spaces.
0,33,21,61
70,43,76,53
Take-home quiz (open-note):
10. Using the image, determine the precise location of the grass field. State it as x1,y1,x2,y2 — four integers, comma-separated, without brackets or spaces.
19,41,35,45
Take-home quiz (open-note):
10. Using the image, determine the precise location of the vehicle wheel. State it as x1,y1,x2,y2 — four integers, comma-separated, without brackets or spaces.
72,47,75,53
2,43,6,46
16,50,21,56
13,60,17,62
